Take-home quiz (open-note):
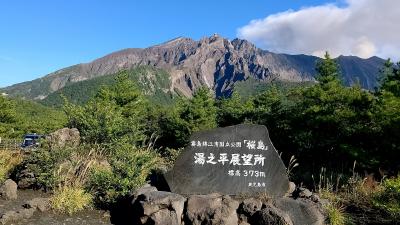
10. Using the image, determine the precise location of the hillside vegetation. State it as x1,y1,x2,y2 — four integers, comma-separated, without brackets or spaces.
0,97,66,138
41,66,175,107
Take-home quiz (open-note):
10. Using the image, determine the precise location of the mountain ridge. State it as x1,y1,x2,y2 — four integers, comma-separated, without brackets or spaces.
1,34,385,100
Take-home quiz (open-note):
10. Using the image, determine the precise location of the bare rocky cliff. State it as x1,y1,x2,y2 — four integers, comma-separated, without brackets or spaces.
2,34,384,99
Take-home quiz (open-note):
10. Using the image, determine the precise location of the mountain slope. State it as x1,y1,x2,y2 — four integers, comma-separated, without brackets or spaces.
41,66,175,107
1,34,385,100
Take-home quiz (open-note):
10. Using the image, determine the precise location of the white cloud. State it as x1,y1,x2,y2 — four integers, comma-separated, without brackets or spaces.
237,0,400,60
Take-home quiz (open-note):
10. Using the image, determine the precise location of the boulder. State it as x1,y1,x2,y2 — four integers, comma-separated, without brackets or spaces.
249,205,293,225
238,198,263,218
185,194,239,225
274,198,325,225
131,184,158,198
24,197,51,212
133,191,186,225
46,128,80,148
16,169,36,189
0,179,18,200
237,198,263,223
294,187,313,199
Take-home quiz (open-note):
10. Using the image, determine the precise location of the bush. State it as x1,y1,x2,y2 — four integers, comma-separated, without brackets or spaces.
373,176,400,218
325,203,348,225
88,145,162,206
0,150,23,183
19,146,74,189
51,186,92,214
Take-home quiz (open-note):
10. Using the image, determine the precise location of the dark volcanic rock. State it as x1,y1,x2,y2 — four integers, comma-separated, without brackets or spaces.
185,194,239,225
238,198,263,217
249,205,293,225
164,124,289,197
274,198,325,225
132,191,186,225
16,169,36,189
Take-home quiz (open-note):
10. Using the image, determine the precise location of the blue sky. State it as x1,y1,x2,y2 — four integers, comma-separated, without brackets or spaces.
0,0,333,87
0,0,381,87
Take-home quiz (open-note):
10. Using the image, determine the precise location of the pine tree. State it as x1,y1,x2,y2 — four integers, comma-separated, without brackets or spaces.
315,52,341,84
379,59,400,97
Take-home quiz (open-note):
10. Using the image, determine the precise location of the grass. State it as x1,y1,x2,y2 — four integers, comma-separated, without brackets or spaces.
325,203,347,225
51,186,93,215
0,149,23,183
313,163,400,224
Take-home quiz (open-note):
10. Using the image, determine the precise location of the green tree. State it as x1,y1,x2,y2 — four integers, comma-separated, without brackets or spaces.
64,71,148,146
158,87,217,148
373,59,400,171
315,52,341,84
217,91,253,127
378,59,400,97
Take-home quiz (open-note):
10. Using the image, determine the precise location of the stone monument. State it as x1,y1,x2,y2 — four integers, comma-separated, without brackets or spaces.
164,124,290,197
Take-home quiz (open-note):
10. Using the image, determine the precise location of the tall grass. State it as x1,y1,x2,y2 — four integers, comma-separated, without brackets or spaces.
0,149,23,183
50,146,104,214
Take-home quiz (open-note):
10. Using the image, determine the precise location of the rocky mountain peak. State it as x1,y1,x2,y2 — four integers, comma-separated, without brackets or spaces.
154,37,196,49
1,35,385,100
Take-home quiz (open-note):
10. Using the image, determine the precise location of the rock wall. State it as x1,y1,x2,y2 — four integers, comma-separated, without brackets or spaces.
130,185,326,225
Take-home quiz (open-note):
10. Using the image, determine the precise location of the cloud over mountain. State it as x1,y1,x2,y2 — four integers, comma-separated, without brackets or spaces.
238,0,399,60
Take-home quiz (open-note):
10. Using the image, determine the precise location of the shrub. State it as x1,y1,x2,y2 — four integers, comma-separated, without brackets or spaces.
88,145,162,206
20,146,74,189
51,186,92,215
373,176,400,218
325,203,347,225
0,150,23,183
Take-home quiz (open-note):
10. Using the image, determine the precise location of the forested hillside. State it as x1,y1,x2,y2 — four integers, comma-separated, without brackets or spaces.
41,66,175,107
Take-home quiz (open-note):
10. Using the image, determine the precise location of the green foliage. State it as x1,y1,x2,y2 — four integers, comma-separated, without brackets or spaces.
217,92,253,127
225,55,387,177
373,60,400,171
325,203,348,225
373,176,400,219
291,82,377,170
64,71,148,146
158,87,217,148
0,95,16,136
87,144,161,206
0,95,16,124
0,97,66,138
19,146,74,189
316,52,341,84
42,66,175,107
178,87,217,131
234,78,313,99
51,186,93,215
378,59,400,97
